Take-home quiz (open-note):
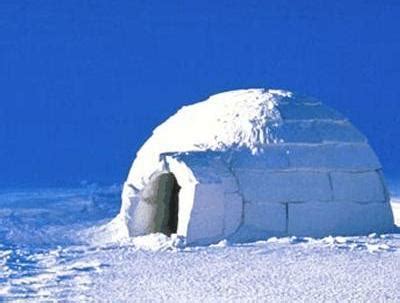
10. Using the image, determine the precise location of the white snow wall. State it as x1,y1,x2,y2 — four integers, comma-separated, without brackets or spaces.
117,142,394,245
160,144,394,244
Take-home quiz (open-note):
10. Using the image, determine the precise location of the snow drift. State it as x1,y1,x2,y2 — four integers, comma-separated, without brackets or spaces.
109,88,395,244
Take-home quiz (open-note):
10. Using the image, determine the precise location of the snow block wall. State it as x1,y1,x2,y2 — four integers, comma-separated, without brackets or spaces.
111,89,395,244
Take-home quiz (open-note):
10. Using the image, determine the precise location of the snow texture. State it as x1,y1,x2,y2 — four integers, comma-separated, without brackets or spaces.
0,186,399,302
112,88,394,244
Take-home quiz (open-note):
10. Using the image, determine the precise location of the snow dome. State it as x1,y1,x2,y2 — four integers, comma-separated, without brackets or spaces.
111,89,395,244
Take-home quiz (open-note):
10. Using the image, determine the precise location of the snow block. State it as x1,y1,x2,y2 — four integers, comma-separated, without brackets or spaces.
268,120,366,144
220,176,240,194
315,120,366,143
186,184,225,244
288,201,394,237
244,202,286,233
331,171,386,202
171,153,239,193
278,103,345,121
223,192,243,237
237,170,332,203
230,147,289,170
170,152,232,183
287,143,381,170
270,121,321,143
168,151,225,168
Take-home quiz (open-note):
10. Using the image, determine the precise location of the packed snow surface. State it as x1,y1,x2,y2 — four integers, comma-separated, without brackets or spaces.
0,185,399,302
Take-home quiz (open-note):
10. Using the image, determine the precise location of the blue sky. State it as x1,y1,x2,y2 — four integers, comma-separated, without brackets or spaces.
1,1,399,186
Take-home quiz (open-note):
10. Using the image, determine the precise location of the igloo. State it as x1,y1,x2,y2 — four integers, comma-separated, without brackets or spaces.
112,88,395,245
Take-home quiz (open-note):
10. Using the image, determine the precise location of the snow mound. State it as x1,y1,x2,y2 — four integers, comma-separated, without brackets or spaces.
108,88,394,244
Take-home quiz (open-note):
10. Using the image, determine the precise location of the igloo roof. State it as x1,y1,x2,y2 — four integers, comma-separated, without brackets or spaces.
127,88,369,187
138,89,360,154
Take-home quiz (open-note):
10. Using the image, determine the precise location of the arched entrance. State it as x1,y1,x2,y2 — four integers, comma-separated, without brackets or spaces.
140,173,180,235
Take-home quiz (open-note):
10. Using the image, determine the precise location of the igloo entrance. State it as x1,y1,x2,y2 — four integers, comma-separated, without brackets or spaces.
140,172,180,235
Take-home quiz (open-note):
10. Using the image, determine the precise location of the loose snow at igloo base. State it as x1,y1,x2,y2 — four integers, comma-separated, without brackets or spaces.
0,186,400,302
108,88,395,245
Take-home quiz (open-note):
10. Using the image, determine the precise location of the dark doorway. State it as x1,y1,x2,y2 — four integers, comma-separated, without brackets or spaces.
141,173,180,235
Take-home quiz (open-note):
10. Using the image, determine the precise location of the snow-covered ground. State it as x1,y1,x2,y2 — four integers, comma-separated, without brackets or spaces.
1,184,399,302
